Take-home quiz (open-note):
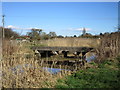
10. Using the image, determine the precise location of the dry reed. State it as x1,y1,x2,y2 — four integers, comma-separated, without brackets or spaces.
96,32,120,62
39,37,100,48
1,37,99,88
1,40,71,88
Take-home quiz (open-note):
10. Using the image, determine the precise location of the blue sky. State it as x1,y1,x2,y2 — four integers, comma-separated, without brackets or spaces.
2,2,118,36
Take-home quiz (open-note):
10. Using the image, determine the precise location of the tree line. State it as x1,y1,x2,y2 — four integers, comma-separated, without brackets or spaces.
27,28,57,40
1,26,120,40
0,27,19,39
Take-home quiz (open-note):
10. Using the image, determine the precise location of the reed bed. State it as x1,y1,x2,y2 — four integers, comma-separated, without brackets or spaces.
2,56,57,88
96,32,120,62
1,37,99,88
1,40,72,88
39,37,100,48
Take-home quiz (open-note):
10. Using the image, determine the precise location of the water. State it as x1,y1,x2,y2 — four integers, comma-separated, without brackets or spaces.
10,64,68,75
86,54,97,62
43,54,97,74
10,64,33,74
10,55,97,74
43,67,68,74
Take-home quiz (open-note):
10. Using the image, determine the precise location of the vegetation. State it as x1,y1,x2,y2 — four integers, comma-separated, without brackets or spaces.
33,38,100,48
2,40,61,88
96,32,120,62
55,56,120,88
55,32,120,88
79,33,100,38
2,39,73,88
27,28,57,40
0,27,20,39
1,26,120,88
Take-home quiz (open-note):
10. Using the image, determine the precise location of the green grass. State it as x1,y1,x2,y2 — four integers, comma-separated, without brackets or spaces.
55,56,120,88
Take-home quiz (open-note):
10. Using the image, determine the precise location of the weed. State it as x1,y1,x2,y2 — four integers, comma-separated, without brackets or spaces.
55,56,120,88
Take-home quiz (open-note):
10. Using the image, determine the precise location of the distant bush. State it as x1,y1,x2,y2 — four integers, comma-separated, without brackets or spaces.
0,27,20,39
79,33,99,38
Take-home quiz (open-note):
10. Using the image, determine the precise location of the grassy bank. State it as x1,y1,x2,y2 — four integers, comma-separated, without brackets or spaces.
55,55,120,88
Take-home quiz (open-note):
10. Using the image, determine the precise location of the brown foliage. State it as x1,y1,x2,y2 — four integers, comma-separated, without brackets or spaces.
2,40,18,57
96,32,120,62
2,40,71,88
0,27,19,39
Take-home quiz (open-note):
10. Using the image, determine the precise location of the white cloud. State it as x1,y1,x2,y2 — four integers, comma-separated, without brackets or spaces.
69,27,91,31
6,25,41,30
6,25,19,29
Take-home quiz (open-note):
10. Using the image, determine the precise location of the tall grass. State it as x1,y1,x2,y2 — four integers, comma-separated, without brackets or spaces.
96,32,120,62
2,56,58,88
1,40,72,88
38,37,100,48
1,37,101,88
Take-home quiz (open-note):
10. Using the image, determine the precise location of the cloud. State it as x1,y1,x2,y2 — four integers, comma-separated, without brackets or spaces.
69,27,91,31
6,25,40,30
6,25,19,29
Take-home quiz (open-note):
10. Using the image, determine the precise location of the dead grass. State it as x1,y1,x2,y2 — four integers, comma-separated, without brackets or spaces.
2,57,57,88
96,32,120,62
1,37,100,88
1,39,73,88
39,37,100,48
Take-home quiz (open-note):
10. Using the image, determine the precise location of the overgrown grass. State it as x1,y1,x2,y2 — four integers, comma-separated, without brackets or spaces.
33,38,100,48
2,40,73,88
55,56,120,88
1,40,55,88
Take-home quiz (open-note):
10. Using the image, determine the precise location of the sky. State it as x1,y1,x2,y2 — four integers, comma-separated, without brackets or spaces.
1,0,120,2
1,2,118,36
